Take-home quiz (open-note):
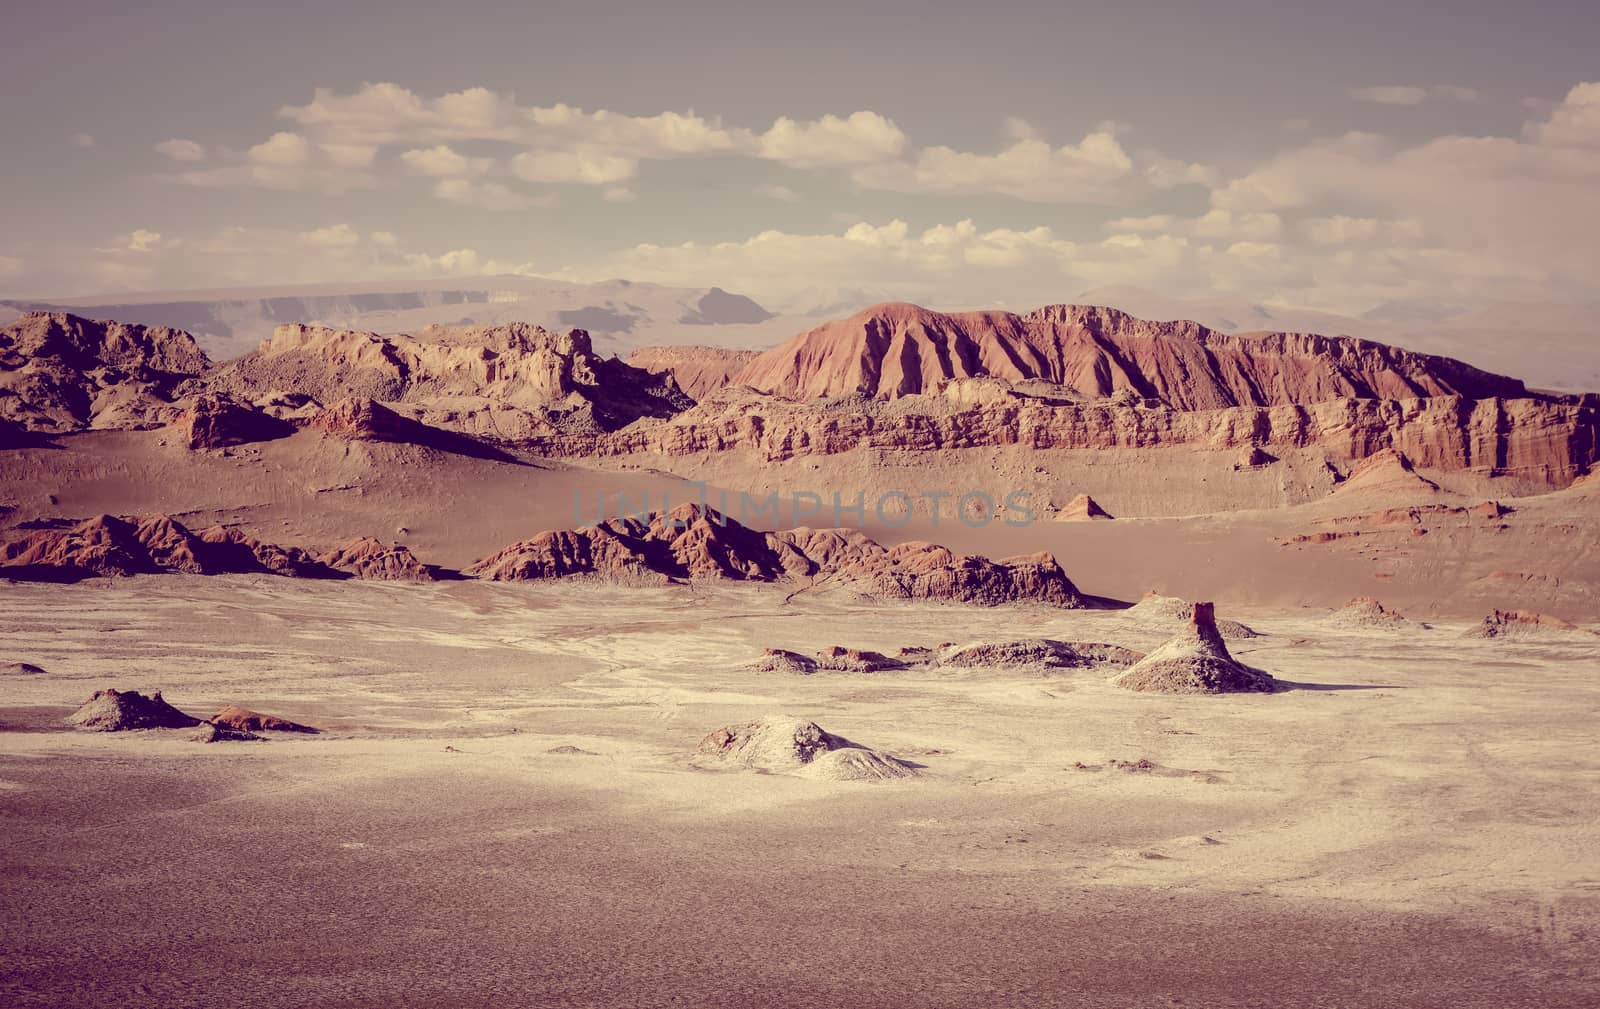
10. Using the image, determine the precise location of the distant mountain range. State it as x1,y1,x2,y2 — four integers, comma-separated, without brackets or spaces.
0,276,818,363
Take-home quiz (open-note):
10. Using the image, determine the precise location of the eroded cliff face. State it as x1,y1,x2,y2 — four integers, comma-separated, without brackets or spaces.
734,302,1530,407
515,387,1599,487
0,312,210,431
209,320,692,434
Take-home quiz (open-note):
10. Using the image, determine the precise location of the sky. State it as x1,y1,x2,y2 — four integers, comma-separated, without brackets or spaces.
3,0,1598,315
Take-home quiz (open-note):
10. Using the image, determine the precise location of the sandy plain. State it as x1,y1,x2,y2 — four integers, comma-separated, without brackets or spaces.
2,575,1598,1007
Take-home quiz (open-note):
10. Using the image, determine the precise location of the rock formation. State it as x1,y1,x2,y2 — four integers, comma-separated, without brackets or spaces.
626,345,759,400
695,717,916,781
1128,593,1260,639
180,392,293,450
67,689,202,731
321,536,437,581
937,639,1142,670
210,705,318,734
190,721,265,743
0,514,343,581
1327,597,1413,630
1465,610,1599,640
210,320,691,438
734,302,1529,406
468,503,1086,607
0,312,209,432
1056,494,1112,520
1115,603,1278,694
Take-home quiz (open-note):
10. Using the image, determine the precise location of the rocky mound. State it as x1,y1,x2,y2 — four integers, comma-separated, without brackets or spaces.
3,661,47,675
1465,610,1599,641
0,312,209,432
1327,597,1413,630
626,345,759,400
210,321,692,440
191,721,265,743
308,397,518,461
814,646,902,672
1332,449,1442,498
938,639,1142,671
179,392,292,450
747,648,821,674
734,302,1528,406
1115,603,1278,694
1128,592,1260,639
210,705,318,734
1055,494,1113,521
0,514,344,581
321,536,437,581
67,689,202,731
469,503,1086,607
695,717,916,781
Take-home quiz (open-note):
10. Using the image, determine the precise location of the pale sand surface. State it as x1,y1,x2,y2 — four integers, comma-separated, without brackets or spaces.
3,577,1598,1006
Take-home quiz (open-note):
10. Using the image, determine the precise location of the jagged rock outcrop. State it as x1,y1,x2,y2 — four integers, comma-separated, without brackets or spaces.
626,345,759,400
190,721,265,743
210,705,319,734
1465,609,1599,640
1115,603,1278,694
321,536,437,581
210,320,691,438
67,689,202,731
308,397,518,460
0,312,209,432
0,514,343,581
179,391,293,449
735,302,1529,406
467,503,1086,607
937,639,1142,670
1327,597,1413,630
1128,593,1260,639
695,717,917,781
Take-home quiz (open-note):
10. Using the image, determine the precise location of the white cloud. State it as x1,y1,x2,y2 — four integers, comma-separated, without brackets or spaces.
125,229,165,252
433,178,551,211
755,111,907,167
297,224,362,248
510,148,638,185
851,129,1149,204
166,131,377,192
399,144,490,178
756,183,800,202
72,133,95,150
602,186,638,203
154,138,206,162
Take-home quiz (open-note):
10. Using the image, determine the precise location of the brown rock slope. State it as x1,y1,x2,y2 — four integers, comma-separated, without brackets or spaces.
67,689,202,731
626,345,759,400
735,302,1530,406
0,514,343,581
209,321,691,438
0,312,209,432
210,705,319,734
1115,603,1278,694
180,392,292,449
467,503,1086,607
321,536,437,581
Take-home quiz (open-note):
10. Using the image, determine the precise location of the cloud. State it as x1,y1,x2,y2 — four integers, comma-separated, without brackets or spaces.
756,183,800,202
72,133,95,150
154,138,207,162
433,178,551,211
166,131,378,192
1350,85,1481,106
510,148,638,185
125,229,166,252
754,111,907,167
602,186,638,203
399,144,490,178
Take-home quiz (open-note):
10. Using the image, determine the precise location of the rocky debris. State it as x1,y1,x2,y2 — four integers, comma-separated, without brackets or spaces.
814,646,902,672
1465,610,1600,641
0,513,344,581
1332,449,1442,498
748,648,821,674
1276,531,1362,545
209,705,318,734
1128,593,1260,639
1234,445,1278,470
695,717,917,781
0,312,209,432
210,321,692,440
547,744,600,756
1115,603,1278,695
190,721,266,743
67,689,202,731
3,661,47,675
1327,597,1413,630
733,301,1529,406
938,639,1142,671
469,503,1087,608
1055,494,1113,521
1316,502,1514,528
321,536,437,581
179,392,292,449
626,345,759,400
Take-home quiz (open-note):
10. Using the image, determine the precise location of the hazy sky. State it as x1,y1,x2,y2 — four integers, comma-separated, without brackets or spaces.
3,0,1597,313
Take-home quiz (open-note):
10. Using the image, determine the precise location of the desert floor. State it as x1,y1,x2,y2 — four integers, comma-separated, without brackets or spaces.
2,576,1598,1007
